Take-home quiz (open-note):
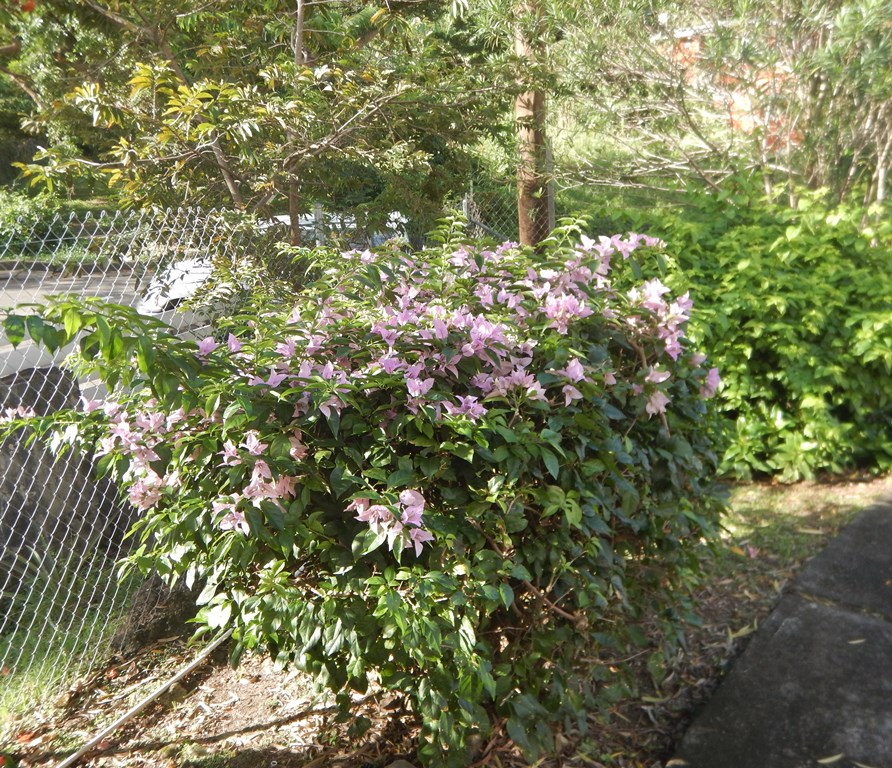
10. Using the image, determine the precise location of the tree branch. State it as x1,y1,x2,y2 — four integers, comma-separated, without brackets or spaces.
78,0,146,36
0,65,41,107
0,40,22,58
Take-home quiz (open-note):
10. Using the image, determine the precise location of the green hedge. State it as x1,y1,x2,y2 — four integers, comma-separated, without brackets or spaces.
641,184,892,481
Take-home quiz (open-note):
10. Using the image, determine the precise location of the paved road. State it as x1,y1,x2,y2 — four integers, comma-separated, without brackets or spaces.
0,267,141,378
0,265,211,380
673,500,892,768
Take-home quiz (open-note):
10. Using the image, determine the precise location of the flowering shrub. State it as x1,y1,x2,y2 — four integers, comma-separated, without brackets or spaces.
2,222,723,765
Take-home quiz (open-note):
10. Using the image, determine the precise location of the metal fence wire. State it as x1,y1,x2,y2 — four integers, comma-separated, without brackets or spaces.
0,199,512,735
0,207,291,732
462,179,520,243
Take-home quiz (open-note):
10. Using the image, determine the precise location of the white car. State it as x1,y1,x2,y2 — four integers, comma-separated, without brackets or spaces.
136,257,214,318
135,212,406,327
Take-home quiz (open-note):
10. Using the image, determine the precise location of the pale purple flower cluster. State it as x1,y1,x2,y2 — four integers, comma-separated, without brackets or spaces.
0,404,37,422
347,490,434,556
93,399,189,510
628,278,694,362
80,232,716,557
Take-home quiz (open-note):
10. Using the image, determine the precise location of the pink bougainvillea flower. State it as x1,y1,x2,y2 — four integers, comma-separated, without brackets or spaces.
318,396,344,419
562,384,584,406
543,292,593,334
352,500,394,528
240,431,268,456
377,356,404,374
646,390,671,417
80,396,102,413
251,459,272,480
700,367,721,398
134,411,166,432
128,470,163,511
408,527,435,556
219,440,241,466
275,338,296,359
346,497,369,516
248,369,288,388
444,395,487,421
196,337,219,357
289,433,307,460
559,358,586,383
131,444,161,466
272,475,299,499
406,377,435,398
474,284,495,306
645,367,671,384
640,278,671,312
215,501,250,534
470,372,494,393
664,333,684,361
385,520,405,550
399,489,426,525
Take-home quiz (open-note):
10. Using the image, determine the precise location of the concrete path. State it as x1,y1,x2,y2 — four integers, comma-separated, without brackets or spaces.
672,500,892,768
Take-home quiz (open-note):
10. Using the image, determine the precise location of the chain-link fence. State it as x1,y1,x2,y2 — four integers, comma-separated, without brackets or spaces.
0,205,417,734
0,208,281,733
462,178,520,243
0,197,517,736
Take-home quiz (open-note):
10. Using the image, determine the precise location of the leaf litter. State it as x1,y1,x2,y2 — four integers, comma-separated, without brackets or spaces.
5,476,891,768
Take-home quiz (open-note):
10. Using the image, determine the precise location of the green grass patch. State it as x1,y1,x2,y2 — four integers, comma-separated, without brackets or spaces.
0,612,118,728
720,477,892,567
0,549,138,737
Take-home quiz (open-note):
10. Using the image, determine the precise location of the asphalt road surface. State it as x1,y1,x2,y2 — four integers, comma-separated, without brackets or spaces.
0,266,141,378
1,265,210,381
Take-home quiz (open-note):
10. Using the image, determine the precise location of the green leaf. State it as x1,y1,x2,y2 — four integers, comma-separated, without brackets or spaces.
506,716,534,753
63,308,84,338
2,315,25,347
25,315,45,345
329,466,354,497
325,408,340,439
541,448,560,479
386,467,414,488
352,527,387,557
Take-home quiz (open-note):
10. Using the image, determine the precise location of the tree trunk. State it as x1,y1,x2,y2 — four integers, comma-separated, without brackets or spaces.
287,0,306,246
288,178,302,246
514,1,550,248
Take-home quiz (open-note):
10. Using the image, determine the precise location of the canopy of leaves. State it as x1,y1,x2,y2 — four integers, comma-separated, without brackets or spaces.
1,1,510,224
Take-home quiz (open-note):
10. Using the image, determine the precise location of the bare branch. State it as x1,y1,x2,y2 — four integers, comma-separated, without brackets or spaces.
0,65,41,107
78,0,146,36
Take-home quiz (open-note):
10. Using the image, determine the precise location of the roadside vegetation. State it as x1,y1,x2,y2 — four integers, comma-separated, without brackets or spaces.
4,476,889,768
1,0,891,765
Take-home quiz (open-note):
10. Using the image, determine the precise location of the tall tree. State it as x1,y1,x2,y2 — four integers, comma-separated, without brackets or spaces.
1,1,505,225
513,0,550,246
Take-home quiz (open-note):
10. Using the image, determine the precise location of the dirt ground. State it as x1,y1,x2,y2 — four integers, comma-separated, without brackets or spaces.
6,476,892,768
